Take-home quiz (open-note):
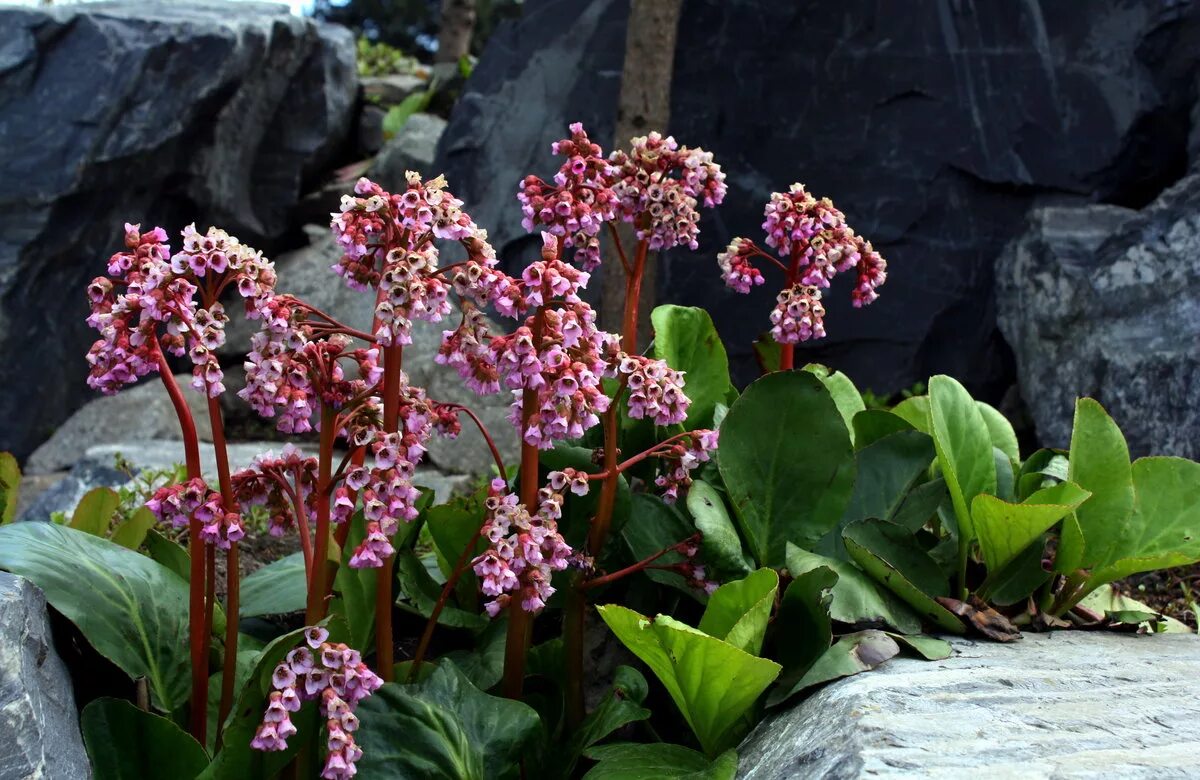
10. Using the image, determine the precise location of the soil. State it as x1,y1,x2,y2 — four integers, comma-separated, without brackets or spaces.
212,525,302,601
1118,565,1200,629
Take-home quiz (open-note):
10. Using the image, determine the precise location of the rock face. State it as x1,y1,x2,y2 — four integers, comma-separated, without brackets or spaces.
25,374,213,475
997,173,1200,458
437,0,1200,397
0,1,357,460
0,574,90,780
738,632,1200,779
372,113,449,187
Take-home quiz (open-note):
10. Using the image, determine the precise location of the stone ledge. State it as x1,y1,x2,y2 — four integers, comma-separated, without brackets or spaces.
738,632,1200,779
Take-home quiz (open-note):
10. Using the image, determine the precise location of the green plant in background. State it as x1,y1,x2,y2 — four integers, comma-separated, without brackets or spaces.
356,37,423,78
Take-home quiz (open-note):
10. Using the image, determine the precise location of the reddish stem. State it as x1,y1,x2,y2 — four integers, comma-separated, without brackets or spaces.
207,396,240,740
306,405,337,625
376,343,403,681
779,244,802,372
154,346,206,744
581,534,700,591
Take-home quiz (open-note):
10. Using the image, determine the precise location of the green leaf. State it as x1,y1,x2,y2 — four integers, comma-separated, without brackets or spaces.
697,568,778,655
543,445,631,548
82,698,209,780
771,567,836,697
621,494,700,597
841,431,936,529
686,481,751,579
356,661,543,779
976,402,1019,463
69,486,120,536
1078,584,1193,634
842,519,963,634
0,452,19,525
144,529,191,582
597,605,781,757
396,548,488,629
719,371,856,567
972,482,1091,575
785,544,921,634
381,89,432,140
1085,457,1200,588
890,395,930,433
557,667,653,779
239,552,307,617
442,617,508,691
889,478,948,533
0,522,191,711
111,507,157,550
1016,449,1069,501
1060,398,1134,574
426,490,487,582
333,511,376,650
768,630,899,706
851,409,915,450
928,375,996,547
889,633,952,660
802,364,865,445
652,305,735,428
583,744,737,780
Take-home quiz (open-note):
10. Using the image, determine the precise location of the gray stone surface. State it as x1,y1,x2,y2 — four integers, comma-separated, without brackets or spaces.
0,573,90,780
25,375,214,475
997,172,1200,458
220,228,520,476
16,459,134,524
0,1,357,460
361,73,427,105
738,632,1200,779
372,113,448,186
438,0,1200,396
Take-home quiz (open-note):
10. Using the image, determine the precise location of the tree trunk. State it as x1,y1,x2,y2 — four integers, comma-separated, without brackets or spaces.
601,0,684,349
436,0,477,64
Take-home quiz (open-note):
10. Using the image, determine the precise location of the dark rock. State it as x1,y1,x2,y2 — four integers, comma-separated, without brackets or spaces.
997,172,1200,458
0,1,357,460
359,104,389,156
371,113,448,186
15,459,132,524
436,0,1200,398
361,73,427,105
0,574,90,780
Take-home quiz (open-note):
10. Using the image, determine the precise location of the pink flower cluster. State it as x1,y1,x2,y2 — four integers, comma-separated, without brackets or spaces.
232,445,318,537
676,537,720,596
655,430,720,503
251,627,383,780
86,222,276,398
472,478,574,616
770,284,826,344
718,184,887,342
330,174,495,346
608,131,727,251
615,353,690,426
518,123,619,269
146,477,244,549
343,423,432,569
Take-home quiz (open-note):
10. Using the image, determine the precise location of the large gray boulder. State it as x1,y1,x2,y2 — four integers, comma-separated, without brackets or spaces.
997,172,1200,458
0,1,357,460
437,0,1200,397
371,113,450,187
0,573,90,780
738,632,1200,779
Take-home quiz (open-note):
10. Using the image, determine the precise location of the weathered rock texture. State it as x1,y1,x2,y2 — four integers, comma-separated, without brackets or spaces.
437,0,1200,398
372,113,449,187
738,632,1200,779
0,1,357,459
0,574,90,780
997,173,1200,458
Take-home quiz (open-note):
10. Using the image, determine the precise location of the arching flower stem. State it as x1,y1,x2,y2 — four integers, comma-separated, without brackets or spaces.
375,343,404,682
305,404,338,625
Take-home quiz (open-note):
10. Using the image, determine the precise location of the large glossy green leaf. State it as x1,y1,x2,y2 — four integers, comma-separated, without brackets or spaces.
144,529,191,581
890,396,930,433
976,402,1019,464
557,667,652,779
889,478,948,533
622,494,701,598
651,305,735,428
583,744,737,780
0,522,191,711
927,375,996,547
851,409,916,450
239,552,306,617
441,617,507,691
356,661,542,779
785,544,921,634
768,630,900,706
69,486,120,536
972,482,1091,575
771,567,836,696
842,519,963,634
719,371,856,567
110,508,157,550
597,605,781,757
802,364,865,445
82,697,209,780
841,431,935,529
686,481,751,579
543,445,631,548
697,568,778,655
1059,398,1135,574
396,548,488,629
1017,449,1069,501
1084,457,1200,588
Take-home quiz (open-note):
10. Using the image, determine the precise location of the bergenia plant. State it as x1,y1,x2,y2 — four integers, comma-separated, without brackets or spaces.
717,183,888,368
